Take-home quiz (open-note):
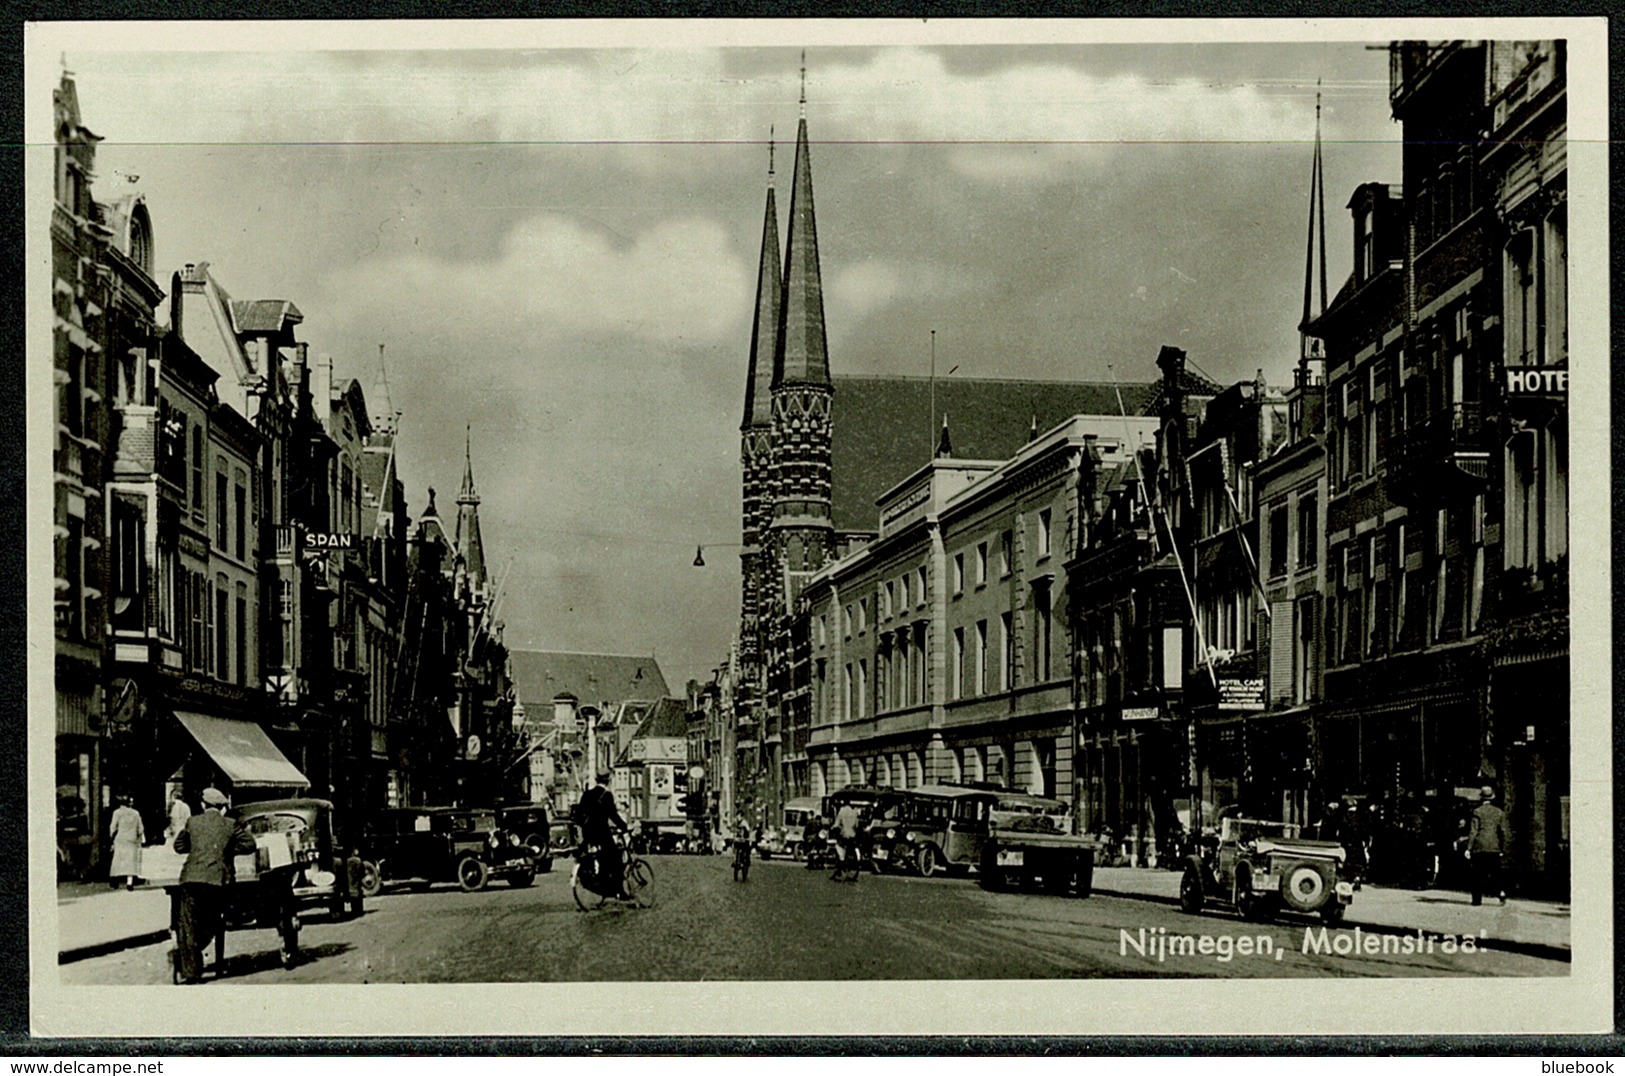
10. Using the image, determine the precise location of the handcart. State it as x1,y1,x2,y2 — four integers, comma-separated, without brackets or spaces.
165,839,301,982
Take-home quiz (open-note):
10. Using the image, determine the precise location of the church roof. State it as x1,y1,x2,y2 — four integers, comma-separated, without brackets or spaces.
741,157,782,430
772,115,830,390
508,649,671,711
828,375,1159,532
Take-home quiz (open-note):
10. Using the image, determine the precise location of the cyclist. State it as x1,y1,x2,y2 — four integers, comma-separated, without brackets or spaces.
578,772,632,900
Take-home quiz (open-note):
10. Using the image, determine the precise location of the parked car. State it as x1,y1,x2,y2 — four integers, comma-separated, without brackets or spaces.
979,791,1095,897
496,805,556,873
804,785,894,870
1179,811,1353,923
635,820,689,855
755,826,787,859
778,797,823,860
548,820,582,859
361,807,537,895
869,785,997,877
233,798,347,918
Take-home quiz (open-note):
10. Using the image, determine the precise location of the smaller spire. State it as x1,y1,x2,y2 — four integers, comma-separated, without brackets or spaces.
936,414,953,459
799,49,807,119
1029,414,1040,442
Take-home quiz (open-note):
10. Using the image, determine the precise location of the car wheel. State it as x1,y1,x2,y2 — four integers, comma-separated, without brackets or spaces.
536,856,554,875
329,893,346,920
1321,902,1347,924
457,857,490,892
1179,867,1205,915
507,868,536,888
916,844,940,878
359,860,382,898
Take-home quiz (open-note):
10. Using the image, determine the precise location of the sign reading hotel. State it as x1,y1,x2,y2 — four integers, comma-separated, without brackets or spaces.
1217,677,1265,712
1504,367,1567,398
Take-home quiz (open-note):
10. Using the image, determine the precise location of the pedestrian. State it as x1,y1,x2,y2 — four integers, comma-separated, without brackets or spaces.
732,816,753,882
166,787,192,844
1342,803,1368,890
1466,785,1512,906
343,848,366,919
172,787,257,984
107,794,145,891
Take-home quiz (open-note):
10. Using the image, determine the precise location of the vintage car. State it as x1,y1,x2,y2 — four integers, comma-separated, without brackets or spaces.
776,797,823,860
232,798,347,918
496,805,556,873
804,785,894,870
978,791,1095,897
548,820,582,859
869,785,997,877
1179,813,1353,923
635,820,690,855
361,806,537,895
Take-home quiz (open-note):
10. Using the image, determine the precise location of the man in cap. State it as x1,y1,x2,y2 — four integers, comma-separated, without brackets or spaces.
1466,784,1513,906
172,787,257,982
577,773,631,900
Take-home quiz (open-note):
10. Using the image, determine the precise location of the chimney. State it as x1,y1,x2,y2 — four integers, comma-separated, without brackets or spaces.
312,353,334,432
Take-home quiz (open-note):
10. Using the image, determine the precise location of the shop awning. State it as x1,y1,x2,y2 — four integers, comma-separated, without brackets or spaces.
174,710,309,788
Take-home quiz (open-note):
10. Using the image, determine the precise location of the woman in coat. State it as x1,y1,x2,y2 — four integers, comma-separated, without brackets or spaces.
108,795,145,890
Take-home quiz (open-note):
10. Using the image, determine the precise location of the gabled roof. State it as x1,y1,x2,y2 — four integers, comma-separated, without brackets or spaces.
629,697,688,742
508,649,670,711
358,437,397,537
231,298,304,334
829,375,1159,532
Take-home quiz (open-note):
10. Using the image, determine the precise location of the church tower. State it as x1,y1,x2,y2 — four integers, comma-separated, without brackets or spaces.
739,132,782,664
454,426,489,602
766,61,835,584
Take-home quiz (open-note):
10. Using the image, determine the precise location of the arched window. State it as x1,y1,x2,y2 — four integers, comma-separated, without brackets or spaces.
128,207,153,276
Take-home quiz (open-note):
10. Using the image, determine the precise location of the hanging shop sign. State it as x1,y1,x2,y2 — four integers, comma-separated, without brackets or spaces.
1121,707,1160,722
1504,367,1567,398
1217,677,1265,712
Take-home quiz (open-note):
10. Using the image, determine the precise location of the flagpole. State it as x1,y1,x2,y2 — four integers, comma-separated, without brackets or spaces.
929,329,937,460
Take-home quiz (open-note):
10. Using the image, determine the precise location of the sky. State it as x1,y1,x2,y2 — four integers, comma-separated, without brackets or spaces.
42,24,1402,689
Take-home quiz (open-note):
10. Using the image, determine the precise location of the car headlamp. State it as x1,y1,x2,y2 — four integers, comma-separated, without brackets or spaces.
886,828,896,840
509,833,521,847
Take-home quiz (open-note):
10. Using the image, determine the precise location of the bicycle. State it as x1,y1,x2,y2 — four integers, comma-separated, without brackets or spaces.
830,834,867,883
571,831,655,911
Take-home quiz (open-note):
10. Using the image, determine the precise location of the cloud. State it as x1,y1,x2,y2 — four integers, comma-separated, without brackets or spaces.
323,211,751,347
73,46,1320,182
827,257,974,324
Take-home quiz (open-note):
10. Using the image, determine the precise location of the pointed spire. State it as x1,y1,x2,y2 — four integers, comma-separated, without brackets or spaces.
455,426,488,594
1301,81,1329,350
799,50,807,119
1029,414,1040,443
936,414,953,459
458,424,479,506
774,70,831,390
743,134,783,429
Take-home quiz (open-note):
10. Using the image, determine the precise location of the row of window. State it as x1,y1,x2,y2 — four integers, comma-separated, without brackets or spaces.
174,566,252,687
